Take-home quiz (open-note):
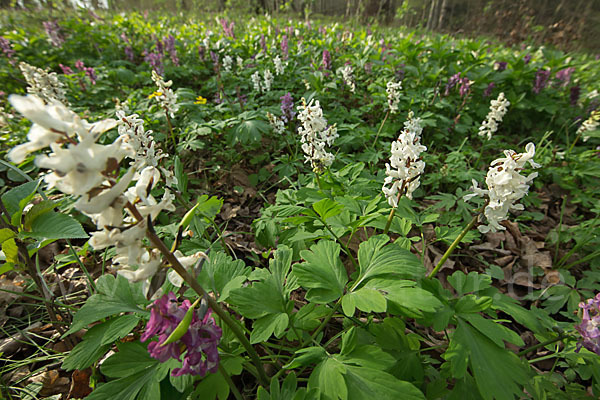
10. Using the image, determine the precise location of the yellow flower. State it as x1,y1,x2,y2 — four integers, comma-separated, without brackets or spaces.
148,91,163,99
194,96,207,105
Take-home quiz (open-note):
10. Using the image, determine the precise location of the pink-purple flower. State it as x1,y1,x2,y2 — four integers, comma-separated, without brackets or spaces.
164,34,179,66
43,21,64,47
575,293,600,355
141,292,222,376
555,67,574,87
484,82,496,97
281,35,289,60
322,50,331,70
280,92,295,122
533,69,551,94
0,36,16,65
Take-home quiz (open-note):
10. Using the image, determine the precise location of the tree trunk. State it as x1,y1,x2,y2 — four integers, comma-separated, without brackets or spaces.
426,0,438,30
437,0,448,30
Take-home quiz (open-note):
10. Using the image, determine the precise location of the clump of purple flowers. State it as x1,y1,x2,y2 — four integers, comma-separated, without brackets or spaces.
281,35,288,60
444,73,461,96
74,60,97,85
59,63,73,75
43,21,64,47
120,33,135,62
555,67,574,87
322,50,331,71
220,18,235,38
0,37,16,65
164,34,179,66
144,50,164,75
280,92,295,122
575,293,600,355
141,292,222,377
570,86,581,106
494,61,507,71
445,73,470,97
260,34,267,54
523,54,532,64
533,69,551,94
484,82,496,97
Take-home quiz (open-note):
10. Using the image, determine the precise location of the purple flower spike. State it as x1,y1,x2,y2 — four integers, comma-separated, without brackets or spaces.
280,92,295,122
281,35,289,60
142,292,222,377
570,85,581,106
459,77,471,97
533,69,551,94
143,50,164,75
575,293,600,355
322,50,331,70
555,67,574,87
164,34,179,66
59,64,73,75
260,34,267,54
484,82,495,97
495,61,507,71
43,21,64,47
0,36,16,64
523,54,532,64
444,73,461,96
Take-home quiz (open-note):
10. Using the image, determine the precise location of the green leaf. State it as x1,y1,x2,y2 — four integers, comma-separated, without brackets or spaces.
62,322,112,371
229,275,288,319
23,211,88,240
101,314,141,346
65,275,148,336
455,295,492,314
308,358,348,400
2,238,18,264
448,271,492,295
384,286,443,318
23,200,58,230
251,313,289,344
342,288,387,316
87,364,162,400
293,240,348,303
269,245,297,296
458,313,524,348
1,180,39,219
192,370,230,400
448,319,530,400
356,235,425,286
101,342,161,378
344,366,425,400
313,198,344,221
197,251,251,301
285,347,328,369
174,156,188,194
0,228,16,244
194,195,223,222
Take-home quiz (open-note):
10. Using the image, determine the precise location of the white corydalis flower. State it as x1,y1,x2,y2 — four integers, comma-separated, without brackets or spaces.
297,97,338,173
236,56,244,69
274,55,285,75
19,62,68,104
263,69,274,92
222,55,233,72
341,64,355,93
577,110,600,142
150,70,179,118
464,143,540,233
251,71,261,92
167,250,209,287
478,92,510,140
267,112,285,134
386,80,402,114
382,111,427,207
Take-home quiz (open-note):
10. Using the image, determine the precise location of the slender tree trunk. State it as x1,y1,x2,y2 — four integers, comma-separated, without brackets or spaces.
426,0,438,30
437,0,448,30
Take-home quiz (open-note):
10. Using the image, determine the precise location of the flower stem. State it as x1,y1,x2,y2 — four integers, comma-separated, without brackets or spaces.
372,109,390,149
427,212,479,279
165,110,176,153
315,172,323,191
144,215,269,387
219,364,244,400
383,207,396,235
517,333,570,357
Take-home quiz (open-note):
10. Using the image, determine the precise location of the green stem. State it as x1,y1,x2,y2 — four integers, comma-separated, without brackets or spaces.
316,215,359,271
315,172,323,191
517,333,570,357
372,109,390,149
304,298,342,346
218,364,244,400
427,212,480,279
165,110,177,153
143,213,269,387
383,207,396,235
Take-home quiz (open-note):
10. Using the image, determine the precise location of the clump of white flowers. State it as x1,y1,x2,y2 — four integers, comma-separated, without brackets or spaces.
464,143,540,233
19,62,67,104
251,71,261,92
386,80,402,114
267,112,285,135
578,110,600,142
382,111,427,207
236,56,244,69
263,69,274,92
7,94,198,292
297,98,338,172
274,55,285,75
222,55,233,72
150,70,179,118
478,92,510,140
340,64,355,93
